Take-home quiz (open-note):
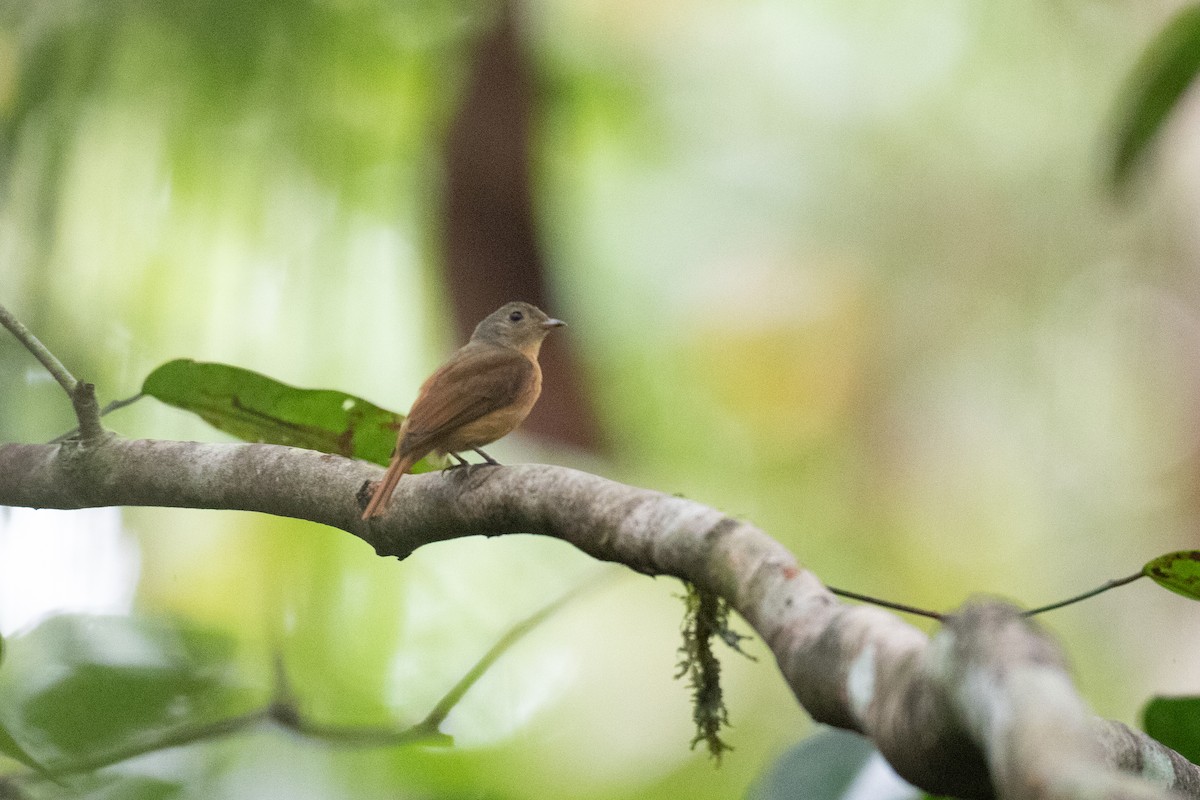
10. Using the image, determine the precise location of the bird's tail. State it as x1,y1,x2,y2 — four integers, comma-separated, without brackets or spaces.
361,451,417,520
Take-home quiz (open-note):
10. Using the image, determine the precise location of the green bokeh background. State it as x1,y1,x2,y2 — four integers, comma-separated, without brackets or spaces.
3,0,1200,797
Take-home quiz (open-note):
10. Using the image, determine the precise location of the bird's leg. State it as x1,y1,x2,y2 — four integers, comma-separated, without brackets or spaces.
441,450,501,481
471,447,502,466
441,452,472,478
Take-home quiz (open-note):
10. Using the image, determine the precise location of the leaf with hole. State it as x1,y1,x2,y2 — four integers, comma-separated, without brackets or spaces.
142,358,434,469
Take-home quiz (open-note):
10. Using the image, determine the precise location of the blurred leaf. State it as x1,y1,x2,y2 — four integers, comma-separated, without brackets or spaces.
1110,4,1200,189
1142,696,1200,764
749,727,882,800
93,777,184,800
0,614,258,768
0,720,57,783
1,0,485,212
142,358,432,469
1143,551,1200,600
35,774,184,800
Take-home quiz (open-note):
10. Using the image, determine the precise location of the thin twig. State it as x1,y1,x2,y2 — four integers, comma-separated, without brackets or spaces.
828,586,945,621
100,392,145,416
281,712,451,748
9,576,615,784
37,708,271,780
0,302,77,394
262,652,451,747
1022,571,1145,617
418,572,617,733
0,302,106,442
50,393,145,443
829,570,1147,622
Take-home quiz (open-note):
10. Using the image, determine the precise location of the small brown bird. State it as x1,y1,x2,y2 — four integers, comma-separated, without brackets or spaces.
361,301,566,519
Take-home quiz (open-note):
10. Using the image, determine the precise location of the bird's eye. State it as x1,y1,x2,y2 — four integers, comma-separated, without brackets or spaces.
509,310,524,322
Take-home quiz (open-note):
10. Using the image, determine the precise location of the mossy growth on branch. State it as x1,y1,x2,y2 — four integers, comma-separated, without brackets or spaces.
675,581,755,763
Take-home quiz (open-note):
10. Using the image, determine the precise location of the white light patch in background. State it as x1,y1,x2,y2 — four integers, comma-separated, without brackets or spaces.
843,751,922,800
0,507,141,636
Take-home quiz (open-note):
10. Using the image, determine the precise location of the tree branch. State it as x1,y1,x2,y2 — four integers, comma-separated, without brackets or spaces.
1023,572,1146,617
0,435,1195,800
0,302,105,443
0,302,78,395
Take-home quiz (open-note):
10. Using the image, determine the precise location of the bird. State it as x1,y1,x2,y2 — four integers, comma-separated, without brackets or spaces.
360,301,566,519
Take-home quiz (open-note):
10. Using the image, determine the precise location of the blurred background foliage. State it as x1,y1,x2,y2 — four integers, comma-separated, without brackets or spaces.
2,0,1200,797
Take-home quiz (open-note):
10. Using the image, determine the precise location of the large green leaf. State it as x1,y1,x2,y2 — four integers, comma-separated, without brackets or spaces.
1143,550,1200,601
1143,696,1200,765
0,614,258,770
142,358,432,469
1110,4,1200,189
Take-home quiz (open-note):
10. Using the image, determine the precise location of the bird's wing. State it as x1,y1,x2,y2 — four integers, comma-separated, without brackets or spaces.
399,344,534,457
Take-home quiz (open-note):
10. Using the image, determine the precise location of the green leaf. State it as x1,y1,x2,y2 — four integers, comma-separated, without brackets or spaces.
1143,696,1200,764
85,776,184,800
142,358,429,469
0,622,52,782
29,773,184,800
0,719,58,783
1143,550,1200,600
748,727,884,800
1110,4,1200,189
0,614,258,770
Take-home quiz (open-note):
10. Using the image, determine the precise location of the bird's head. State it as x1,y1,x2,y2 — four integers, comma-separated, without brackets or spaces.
472,301,566,355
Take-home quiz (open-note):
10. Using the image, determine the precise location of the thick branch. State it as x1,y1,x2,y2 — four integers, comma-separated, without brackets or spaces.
934,604,1194,800
0,435,1194,800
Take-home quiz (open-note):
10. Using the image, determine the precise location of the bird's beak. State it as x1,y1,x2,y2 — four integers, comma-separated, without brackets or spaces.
542,318,567,329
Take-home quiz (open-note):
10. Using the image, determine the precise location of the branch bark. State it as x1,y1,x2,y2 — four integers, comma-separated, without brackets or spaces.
0,435,1195,800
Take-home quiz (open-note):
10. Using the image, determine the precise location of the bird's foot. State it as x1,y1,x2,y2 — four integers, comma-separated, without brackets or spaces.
438,451,503,481
440,453,474,480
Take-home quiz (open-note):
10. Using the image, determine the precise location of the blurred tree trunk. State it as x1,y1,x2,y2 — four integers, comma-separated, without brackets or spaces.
441,0,602,452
